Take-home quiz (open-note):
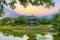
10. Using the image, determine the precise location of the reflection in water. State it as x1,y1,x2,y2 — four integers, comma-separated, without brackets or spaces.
36,33,53,40
44,33,53,40
0,32,29,40
0,29,54,40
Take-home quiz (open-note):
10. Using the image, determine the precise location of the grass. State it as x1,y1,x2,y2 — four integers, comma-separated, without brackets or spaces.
0,25,60,40
0,25,50,33
0,25,49,29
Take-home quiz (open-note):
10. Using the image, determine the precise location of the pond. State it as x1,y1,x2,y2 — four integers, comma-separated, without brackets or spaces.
36,33,53,40
0,32,54,40
0,32,29,40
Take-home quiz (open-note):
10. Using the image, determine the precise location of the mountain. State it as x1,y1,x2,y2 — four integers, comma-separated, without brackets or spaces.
4,6,20,18
37,12,58,19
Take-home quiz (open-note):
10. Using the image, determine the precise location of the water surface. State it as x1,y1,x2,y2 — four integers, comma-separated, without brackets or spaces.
0,32,29,40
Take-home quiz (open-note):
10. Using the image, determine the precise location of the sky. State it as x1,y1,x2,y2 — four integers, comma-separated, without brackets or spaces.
14,0,60,16
0,0,60,19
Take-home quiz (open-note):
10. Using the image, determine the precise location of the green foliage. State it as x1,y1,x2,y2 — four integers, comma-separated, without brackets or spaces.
2,17,11,25
0,0,55,16
0,21,4,26
0,16,51,26
0,16,29,26
15,16,29,25
37,18,51,25
51,10,60,32
9,0,16,9
29,0,55,7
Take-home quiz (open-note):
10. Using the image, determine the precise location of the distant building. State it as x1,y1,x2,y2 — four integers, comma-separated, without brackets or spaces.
25,15,39,26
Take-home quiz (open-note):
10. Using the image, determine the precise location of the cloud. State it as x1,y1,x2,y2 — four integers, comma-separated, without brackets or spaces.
14,3,59,16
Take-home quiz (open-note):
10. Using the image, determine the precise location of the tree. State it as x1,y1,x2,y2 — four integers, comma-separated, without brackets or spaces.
37,18,51,25
14,16,29,25
0,19,4,25
51,10,60,32
9,18,17,26
0,0,55,16
2,17,11,25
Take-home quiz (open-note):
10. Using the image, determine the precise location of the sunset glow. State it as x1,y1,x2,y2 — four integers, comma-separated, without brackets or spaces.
14,3,59,16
